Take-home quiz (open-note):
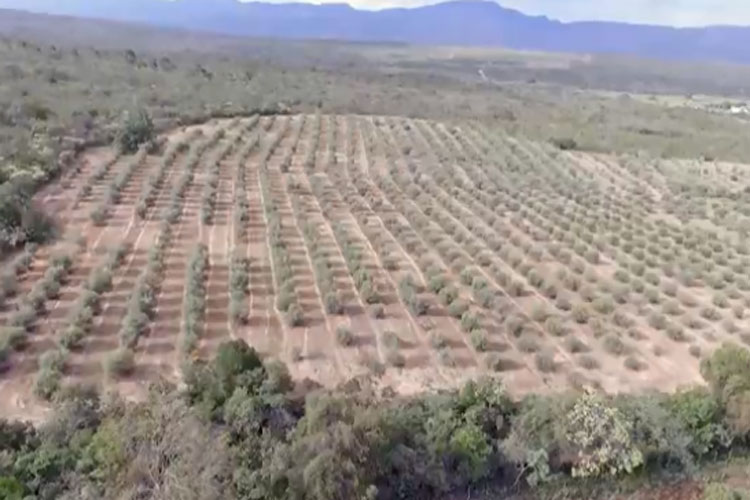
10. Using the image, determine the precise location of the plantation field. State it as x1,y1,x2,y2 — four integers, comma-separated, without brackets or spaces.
2,113,750,419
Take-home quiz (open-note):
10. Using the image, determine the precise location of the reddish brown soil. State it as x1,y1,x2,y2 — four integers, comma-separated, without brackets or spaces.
3,112,744,418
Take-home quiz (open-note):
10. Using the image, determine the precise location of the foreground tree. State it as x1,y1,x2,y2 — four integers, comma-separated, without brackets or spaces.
701,342,750,437
117,108,154,153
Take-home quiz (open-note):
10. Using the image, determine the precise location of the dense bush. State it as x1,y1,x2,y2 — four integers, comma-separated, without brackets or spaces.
572,303,590,324
4,247,76,363
117,108,155,153
4,340,750,498
33,349,67,400
551,137,578,150
119,229,169,348
229,255,250,325
0,243,37,307
104,348,136,377
286,303,304,327
183,244,208,355
59,244,127,352
700,343,750,436
399,275,427,316
136,137,192,218
336,325,354,346
0,178,55,251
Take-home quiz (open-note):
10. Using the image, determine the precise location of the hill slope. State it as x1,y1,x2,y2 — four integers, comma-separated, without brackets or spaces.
2,0,750,64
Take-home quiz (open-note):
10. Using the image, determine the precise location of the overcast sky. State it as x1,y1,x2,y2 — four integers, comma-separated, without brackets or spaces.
259,0,750,26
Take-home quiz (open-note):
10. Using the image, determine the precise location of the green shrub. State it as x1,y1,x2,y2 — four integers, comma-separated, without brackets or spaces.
661,281,677,297
104,348,136,378
0,476,25,500
87,268,113,294
0,179,56,251
461,311,480,333
459,268,474,286
527,269,544,289
579,285,597,302
564,274,581,291
428,274,448,294
0,327,27,352
662,299,682,316
713,293,730,309
602,335,628,356
644,271,660,286
430,332,447,350
277,286,296,312
118,108,154,153
613,311,634,328
438,285,459,306
565,392,643,478
336,326,354,346
474,286,495,308
370,304,385,319
592,295,615,314
544,316,568,337
630,261,645,276
90,204,108,226
535,352,556,372
400,275,427,316
701,483,750,500
406,294,428,316
229,299,249,326
34,349,67,399
649,312,667,330
555,294,572,311
507,280,525,297
565,336,589,354
324,292,343,315
517,335,539,353
584,249,600,264
470,330,488,352
700,342,750,437
59,324,87,351
701,306,722,322
386,349,406,367
183,244,208,354
577,354,600,370
733,304,745,319
505,315,525,337
360,279,380,305
530,303,549,322
623,356,646,372
448,298,469,319
571,258,586,275
383,331,400,351
551,137,578,150
723,319,739,334
541,281,558,299
571,303,590,324
286,304,304,327
644,287,661,304
9,304,36,331
667,388,729,459
631,278,645,293
0,271,18,302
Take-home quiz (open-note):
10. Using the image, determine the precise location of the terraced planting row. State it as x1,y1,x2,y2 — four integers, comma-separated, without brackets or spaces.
2,113,750,415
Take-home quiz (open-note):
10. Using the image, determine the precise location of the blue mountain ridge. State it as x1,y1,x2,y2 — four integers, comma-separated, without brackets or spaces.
2,0,750,64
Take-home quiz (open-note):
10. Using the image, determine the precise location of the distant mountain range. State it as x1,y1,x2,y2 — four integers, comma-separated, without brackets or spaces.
3,0,750,64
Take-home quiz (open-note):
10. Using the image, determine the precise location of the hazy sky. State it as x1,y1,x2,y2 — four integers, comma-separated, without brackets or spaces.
498,0,749,26
259,0,750,26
